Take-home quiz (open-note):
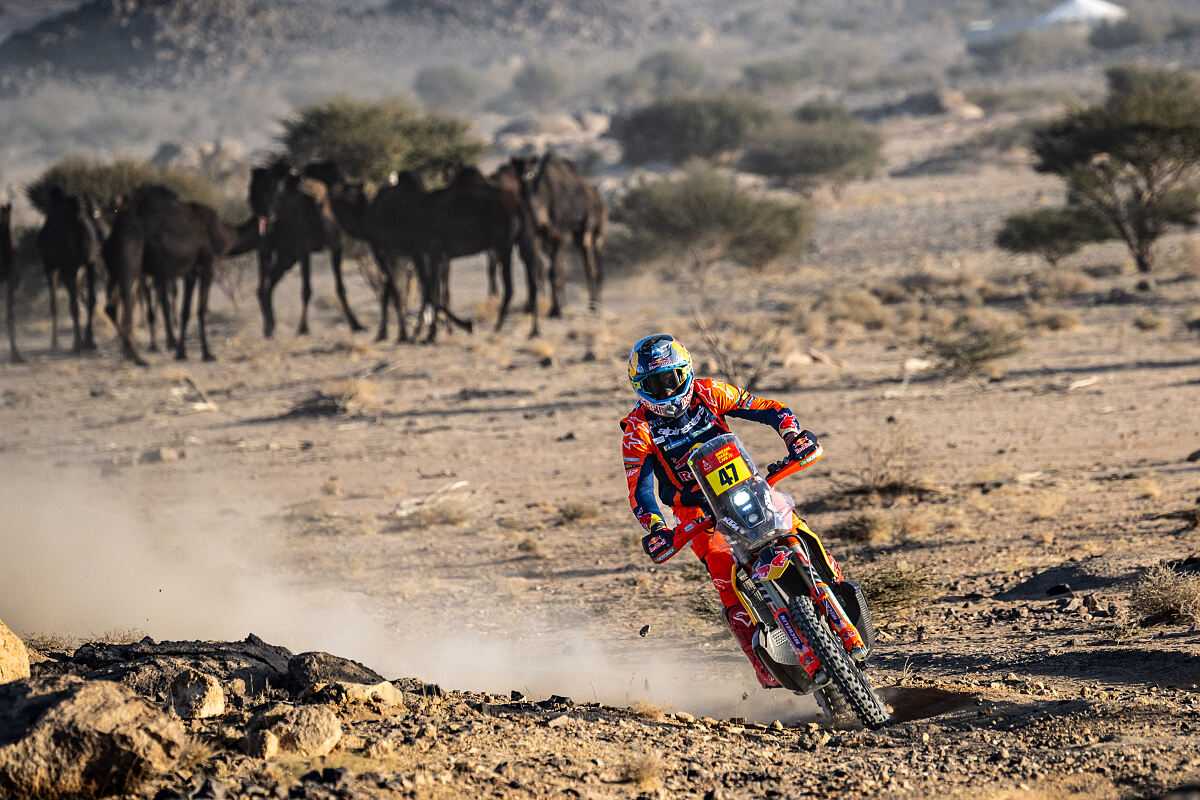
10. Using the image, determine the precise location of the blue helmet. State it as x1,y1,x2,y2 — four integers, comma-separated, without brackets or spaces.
628,334,694,417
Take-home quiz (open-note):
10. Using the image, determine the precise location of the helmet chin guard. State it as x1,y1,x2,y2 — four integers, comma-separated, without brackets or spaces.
628,334,694,417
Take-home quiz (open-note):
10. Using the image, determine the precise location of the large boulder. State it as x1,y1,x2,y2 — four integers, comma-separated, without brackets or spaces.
168,669,226,719
65,634,292,701
0,619,29,684
245,703,342,758
286,652,384,696
0,676,187,798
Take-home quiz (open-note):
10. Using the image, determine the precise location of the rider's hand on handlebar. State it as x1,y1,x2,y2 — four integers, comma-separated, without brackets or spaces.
784,429,820,463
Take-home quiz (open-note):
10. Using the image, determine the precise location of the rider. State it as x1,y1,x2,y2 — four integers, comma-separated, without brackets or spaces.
620,333,845,690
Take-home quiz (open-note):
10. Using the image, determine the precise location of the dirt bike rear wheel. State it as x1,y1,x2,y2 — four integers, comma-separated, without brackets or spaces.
789,596,891,730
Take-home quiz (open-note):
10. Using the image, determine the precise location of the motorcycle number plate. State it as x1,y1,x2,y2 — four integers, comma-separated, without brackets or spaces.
702,455,751,496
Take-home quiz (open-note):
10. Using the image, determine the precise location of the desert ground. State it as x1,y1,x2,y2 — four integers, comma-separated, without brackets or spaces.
1,105,1198,799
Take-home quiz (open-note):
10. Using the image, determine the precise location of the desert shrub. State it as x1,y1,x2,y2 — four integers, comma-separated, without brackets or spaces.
996,207,1112,267
792,101,856,125
741,58,811,93
517,535,546,558
740,117,883,187
831,512,893,544
1133,310,1167,331
824,287,894,330
27,156,226,214
1129,565,1200,626
621,754,665,791
614,165,810,271
280,96,485,183
926,320,1025,377
964,86,1077,114
511,62,570,111
835,424,926,497
1024,305,1082,332
633,50,705,97
692,309,786,391
556,501,601,525
413,64,481,110
630,699,669,722
967,31,1088,74
613,95,775,165
858,559,937,615
1090,13,1166,49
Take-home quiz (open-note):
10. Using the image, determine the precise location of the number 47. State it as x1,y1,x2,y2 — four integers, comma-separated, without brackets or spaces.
718,463,739,486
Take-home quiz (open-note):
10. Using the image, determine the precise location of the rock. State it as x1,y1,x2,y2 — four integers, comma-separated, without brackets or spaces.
675,711,695,723
139,447,185,464
0,676,187,798
301,680,404,708
244,729,279,760
547,714,570,728
246,703,342,758
70,635,293,700
0,618,30,684
286,651,384,696
1045,583,1073,596
1186,449,1200,463
169,669,225,719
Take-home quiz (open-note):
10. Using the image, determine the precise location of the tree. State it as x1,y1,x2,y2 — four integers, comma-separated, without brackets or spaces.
613,95,774,165
739,111,883,190
26,156,226,215
280,97,485,183
1031,66,1200,273
995,207,1111,267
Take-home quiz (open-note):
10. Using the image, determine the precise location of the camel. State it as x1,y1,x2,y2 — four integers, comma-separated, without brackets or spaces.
104,184,259,364
510,153,607,316
1,203,20,363
249,159,364,338
36,186,105,353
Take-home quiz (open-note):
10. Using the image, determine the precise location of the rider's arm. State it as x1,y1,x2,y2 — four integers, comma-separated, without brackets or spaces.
699,379,800,437
621,417,666,533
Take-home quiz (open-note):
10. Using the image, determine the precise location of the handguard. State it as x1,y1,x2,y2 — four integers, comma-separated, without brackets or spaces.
642,517,713,564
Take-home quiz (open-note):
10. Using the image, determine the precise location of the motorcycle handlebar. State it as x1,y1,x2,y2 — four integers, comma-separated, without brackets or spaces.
765,444,824,487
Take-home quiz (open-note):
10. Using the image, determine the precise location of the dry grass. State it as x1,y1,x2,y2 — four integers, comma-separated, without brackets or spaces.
834,423,929,498
630,699,670,722
895,511,932,541
1030,270,1093,301
1137,477,1163,499
824,287,896,331
517,535,546,558
692,307,787,390
289,500,381,537
410,500,472,528
556,501,602,525
98,627,147,645
1129,565,1200,627
321,476,343,497
1029,492,1067,521
323,379,382,415
175,736,217,775
926,325,1025,377
831,512,893,544
1024,304,1082,332
1133,311,1167,332
621,754,665,791
858,559,937,616
20,631,78,652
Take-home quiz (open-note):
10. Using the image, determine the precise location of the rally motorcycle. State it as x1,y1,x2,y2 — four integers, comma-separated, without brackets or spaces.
682,433,891,730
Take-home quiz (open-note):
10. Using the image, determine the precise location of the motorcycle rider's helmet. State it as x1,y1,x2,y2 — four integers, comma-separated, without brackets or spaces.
628,334,694,417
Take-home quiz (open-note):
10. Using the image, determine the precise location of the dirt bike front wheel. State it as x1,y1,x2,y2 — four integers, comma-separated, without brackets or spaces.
789,595,891,730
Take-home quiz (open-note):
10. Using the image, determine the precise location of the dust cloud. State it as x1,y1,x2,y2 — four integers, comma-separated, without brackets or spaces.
0,460,815,722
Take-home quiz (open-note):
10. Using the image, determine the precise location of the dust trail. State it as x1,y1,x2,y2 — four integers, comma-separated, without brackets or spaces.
0,460,816,722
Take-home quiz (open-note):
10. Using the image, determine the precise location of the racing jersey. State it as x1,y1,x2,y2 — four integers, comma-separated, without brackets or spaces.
620,378,799,532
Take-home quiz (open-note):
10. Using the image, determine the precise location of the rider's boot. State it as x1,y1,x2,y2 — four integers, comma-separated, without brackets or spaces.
724,605,781,689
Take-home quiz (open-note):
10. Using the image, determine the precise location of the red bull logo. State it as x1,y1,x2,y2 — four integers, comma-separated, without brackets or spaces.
753,550,789,580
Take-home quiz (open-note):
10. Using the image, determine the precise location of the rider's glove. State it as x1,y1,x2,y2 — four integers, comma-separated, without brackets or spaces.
642,520,673,562
785,429,821,464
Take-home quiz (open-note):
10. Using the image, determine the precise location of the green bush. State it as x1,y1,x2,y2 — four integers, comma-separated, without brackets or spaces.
740,118,883,187
1089,17,1162,50
967,31,1087,74
613,165,810,271
26,156,226,214
413,65,481,110
740,58,811,93
280,96,485,183
511,63,570,111
995,207,1112,266
792,101,856,124
613,94,775,165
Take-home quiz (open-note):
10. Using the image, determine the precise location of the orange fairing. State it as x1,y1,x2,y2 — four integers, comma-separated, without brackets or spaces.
766,444,823,487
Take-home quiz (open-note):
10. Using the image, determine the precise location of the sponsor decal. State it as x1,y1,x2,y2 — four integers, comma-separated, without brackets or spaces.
626,468,640,478
728,609,753,628
775,609,806,652
647,535,667,551
711,577,732,591
719,515,740,530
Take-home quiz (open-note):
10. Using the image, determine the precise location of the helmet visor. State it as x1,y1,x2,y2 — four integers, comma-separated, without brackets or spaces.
640,368,688,401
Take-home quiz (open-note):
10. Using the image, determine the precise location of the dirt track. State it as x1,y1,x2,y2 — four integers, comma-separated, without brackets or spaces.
2,142,1199,798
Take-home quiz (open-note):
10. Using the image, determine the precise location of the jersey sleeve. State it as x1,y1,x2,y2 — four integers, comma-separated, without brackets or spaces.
621,416,666,532
704,379,800,436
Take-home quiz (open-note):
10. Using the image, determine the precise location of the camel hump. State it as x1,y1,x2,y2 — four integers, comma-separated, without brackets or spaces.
302,160,346,188
391,170,427,194
448,166,489,189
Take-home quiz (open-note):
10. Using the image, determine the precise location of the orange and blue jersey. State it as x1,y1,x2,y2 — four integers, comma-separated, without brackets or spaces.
620,378,799,532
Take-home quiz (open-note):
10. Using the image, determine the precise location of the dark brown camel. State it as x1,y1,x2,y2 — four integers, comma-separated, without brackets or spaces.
249,159,364,338
36,186,104,353
104,184,259,364
1,203,20,363
511,153,606,316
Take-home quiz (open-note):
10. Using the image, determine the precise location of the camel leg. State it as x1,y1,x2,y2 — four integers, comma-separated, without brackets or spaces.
371,245,393,343
83,262,97,349
106,276,146,367
46,271,59,350
175,275,195,360
66,268,84,354
7,275,22,364
157,280,177,354
329,245,364,332
579,232,601,312
547,237,566,318
487,251,500,298
297,253,312,335
495,248,515,333
140,278,158,352
396,262,414,343
197,264,215,362
256,246,278,338
422,254,443,344
517,230,542,338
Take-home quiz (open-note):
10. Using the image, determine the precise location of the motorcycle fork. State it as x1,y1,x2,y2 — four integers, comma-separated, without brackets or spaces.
732,541,823,681
786,538,867,655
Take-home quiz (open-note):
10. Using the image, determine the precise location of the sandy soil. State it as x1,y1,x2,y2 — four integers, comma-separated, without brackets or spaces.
1,147,1199,798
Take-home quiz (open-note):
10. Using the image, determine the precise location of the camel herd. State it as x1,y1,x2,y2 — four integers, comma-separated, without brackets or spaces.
0,152,607,365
